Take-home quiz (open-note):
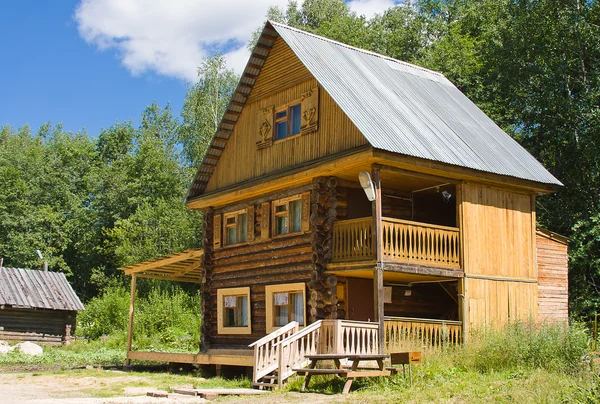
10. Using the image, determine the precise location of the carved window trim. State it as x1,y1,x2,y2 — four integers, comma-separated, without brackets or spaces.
217,287,252,335
256,86,319,150
271,192,310,238
265,283,306,333
221,207,255,248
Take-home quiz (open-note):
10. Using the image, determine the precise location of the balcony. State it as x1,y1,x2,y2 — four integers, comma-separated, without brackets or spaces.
332,217,460,270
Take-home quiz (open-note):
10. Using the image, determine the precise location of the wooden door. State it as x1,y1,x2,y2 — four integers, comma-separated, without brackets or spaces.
347,278,374,321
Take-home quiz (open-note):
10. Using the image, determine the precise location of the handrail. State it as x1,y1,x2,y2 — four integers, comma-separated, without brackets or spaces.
250,321,299,383
249,321,298,348
382,217,460,233
275,320,326,386
384,316,462,326
272,320,322,348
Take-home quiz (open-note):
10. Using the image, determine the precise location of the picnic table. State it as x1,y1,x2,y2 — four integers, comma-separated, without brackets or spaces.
293,353,391,394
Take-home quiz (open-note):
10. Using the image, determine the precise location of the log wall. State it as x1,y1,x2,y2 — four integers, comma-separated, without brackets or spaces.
536,231,569,322
205,38,368,193
0,307,76,344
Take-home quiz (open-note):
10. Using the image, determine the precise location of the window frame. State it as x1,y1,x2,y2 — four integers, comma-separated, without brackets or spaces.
217,287,252,335
265,283,306,333
223,208,248,247
274,102,302,142
271,195,303,237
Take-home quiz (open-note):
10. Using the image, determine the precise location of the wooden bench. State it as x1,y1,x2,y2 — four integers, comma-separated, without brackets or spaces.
293,353,391,394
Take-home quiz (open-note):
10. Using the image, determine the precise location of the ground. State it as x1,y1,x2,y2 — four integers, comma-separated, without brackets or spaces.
0,369,351,404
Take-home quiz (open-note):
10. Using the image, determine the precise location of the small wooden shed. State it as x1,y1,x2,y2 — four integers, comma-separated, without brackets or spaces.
0,267,85,344
536,229,569,322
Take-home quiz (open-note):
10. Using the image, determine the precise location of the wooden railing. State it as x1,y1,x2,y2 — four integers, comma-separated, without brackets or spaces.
256,320,380,387
249,321,299,383
384,316,462,352
382,218,460,268
332,217,461,269
275,320,326,385
332,217,373,261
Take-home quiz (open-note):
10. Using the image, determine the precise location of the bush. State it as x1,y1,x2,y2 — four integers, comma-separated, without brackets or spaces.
76,286,130,340
76,284,201,352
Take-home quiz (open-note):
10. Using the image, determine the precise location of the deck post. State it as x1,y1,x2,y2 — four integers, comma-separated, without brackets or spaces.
125,274,137,365
371,165,385,353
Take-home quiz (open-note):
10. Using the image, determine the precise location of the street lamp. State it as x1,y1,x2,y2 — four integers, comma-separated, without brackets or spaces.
359,172,377,201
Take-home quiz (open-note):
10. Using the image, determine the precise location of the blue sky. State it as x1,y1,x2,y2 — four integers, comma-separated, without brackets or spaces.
0,1,186,137
0,0,395,138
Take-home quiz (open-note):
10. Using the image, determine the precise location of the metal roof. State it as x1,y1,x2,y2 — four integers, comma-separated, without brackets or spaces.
0,267,84,311
270,22,561,186
186,22,561,203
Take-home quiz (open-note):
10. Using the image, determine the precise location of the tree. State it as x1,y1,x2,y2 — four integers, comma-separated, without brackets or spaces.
179,55,238,168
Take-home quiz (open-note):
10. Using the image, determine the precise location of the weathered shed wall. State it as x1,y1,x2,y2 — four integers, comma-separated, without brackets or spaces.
536,231,569,322
0,307,76,344
205,38,367,193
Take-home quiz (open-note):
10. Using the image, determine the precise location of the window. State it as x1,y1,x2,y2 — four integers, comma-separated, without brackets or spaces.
223,209,248,246
265,283,306,333
274,103,301,141
273,196,302,236
217,287,251,334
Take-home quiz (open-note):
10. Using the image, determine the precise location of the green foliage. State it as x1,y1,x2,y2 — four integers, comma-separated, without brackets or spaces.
76,286,130,341
179,55,238,168
76,284,200,352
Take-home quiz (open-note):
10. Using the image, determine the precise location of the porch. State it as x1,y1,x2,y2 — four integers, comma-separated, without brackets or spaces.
250,317,462,388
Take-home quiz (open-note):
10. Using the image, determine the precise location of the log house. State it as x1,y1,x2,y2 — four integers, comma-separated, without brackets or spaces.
119,21,569,387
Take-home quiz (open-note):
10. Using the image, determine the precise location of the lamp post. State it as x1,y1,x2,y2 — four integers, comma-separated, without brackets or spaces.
359,167,385,353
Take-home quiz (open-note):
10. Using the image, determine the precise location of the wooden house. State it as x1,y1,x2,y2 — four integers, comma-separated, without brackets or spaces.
0,267,84,344
119,21,569,386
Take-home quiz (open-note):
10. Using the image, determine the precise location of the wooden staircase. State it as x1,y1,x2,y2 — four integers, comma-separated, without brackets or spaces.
248,319,380,389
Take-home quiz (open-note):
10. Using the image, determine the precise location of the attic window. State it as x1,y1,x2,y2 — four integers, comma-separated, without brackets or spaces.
275,104,301,140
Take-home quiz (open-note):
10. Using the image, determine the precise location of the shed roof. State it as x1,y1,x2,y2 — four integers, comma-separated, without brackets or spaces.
186,21,560,203
0,267,84,311
117,249,204,283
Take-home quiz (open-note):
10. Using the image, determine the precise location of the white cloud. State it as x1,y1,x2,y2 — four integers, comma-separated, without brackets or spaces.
74,0,398,82
74,0,289,81
348,0,397,19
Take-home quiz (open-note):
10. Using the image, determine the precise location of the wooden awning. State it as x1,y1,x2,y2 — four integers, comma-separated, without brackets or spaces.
117,249,204,283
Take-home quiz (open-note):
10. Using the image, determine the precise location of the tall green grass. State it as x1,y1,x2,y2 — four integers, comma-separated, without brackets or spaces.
463,321,590,374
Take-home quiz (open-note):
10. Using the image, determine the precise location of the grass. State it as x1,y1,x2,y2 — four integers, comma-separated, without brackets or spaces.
279,321,600,403
0,321,598,403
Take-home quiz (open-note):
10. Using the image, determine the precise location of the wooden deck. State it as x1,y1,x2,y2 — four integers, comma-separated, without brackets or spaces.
127,349,253,367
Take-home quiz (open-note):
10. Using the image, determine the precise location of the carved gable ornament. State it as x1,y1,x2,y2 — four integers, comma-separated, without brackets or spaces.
300,87,319,135
256,105,274,149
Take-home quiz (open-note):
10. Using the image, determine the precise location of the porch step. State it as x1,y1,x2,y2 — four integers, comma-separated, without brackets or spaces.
252,382,278,390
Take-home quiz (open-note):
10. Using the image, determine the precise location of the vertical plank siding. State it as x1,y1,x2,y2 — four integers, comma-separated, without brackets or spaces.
205,39,367,193
536,232,569,322
461,183,535,279
461,183,538,329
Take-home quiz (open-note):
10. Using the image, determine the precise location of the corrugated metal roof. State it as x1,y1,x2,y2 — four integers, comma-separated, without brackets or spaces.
0,267,85,311
270,22,561,186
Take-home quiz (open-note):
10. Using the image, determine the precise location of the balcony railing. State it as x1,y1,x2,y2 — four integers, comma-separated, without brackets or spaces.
384,316,462,352
332,217,461,269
